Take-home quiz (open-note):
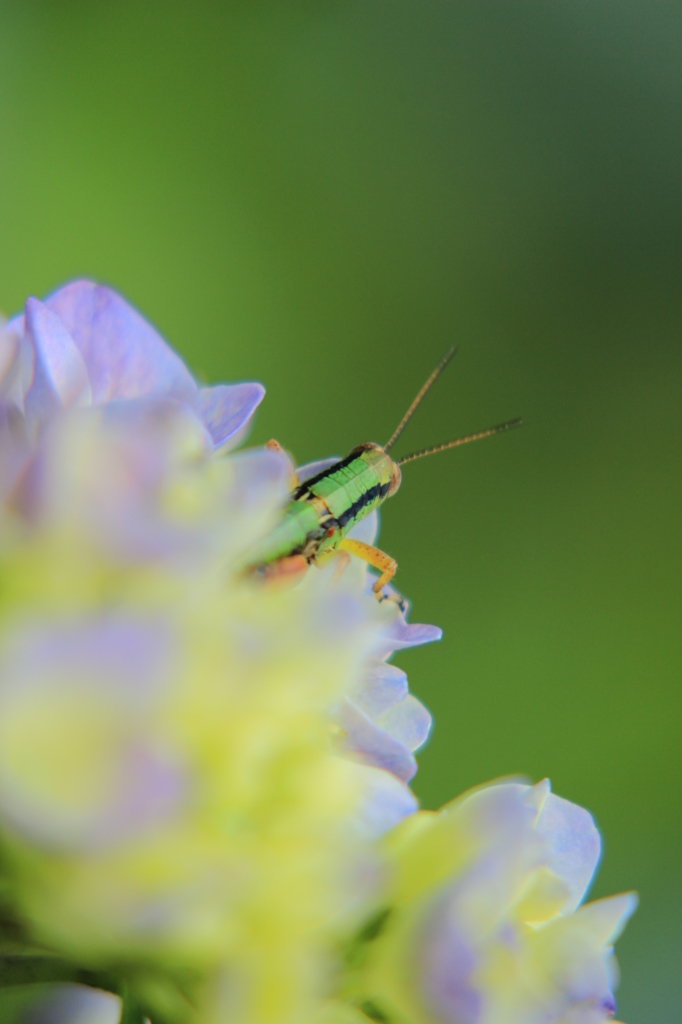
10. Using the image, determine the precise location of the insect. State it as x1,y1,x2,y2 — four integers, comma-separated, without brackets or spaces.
242,348,521,603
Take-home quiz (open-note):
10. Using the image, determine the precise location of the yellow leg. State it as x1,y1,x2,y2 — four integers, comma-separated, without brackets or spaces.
266,438,299,487
339,538,399,597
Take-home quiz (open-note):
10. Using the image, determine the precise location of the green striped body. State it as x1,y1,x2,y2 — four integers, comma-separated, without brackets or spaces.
242,443,401,572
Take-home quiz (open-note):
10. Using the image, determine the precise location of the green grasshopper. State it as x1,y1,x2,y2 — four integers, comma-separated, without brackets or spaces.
243,348,521,601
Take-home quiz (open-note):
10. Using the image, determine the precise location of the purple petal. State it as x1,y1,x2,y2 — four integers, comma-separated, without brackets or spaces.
378,694,432,752
373,620,443,658
196,382,265,450
352,766,419,838
534,790,602,913
348,662,409,719
45,279,196,403
454,784,542,874
419,902,481,1024
23,298,91,421
335,697,417,782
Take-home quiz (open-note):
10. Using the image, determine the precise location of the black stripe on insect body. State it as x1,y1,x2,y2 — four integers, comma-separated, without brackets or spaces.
336,481,391,530
292,443,378,500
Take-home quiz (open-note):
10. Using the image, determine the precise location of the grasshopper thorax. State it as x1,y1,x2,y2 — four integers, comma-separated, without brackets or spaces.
347,442,402,498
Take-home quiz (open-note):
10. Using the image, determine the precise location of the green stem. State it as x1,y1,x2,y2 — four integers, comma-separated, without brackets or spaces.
119,983,148,1024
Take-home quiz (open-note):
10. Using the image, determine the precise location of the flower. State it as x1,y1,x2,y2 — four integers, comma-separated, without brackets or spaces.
0,279,265,503
0,283,439,1024
345,779,636,1024
0,282,634,1024
0,418,416,1023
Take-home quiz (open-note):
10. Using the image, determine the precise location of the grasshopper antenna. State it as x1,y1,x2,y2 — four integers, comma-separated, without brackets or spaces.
384,346,458,452
396,418,523,466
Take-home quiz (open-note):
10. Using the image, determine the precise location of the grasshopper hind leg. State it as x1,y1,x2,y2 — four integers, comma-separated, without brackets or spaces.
338,538,408,612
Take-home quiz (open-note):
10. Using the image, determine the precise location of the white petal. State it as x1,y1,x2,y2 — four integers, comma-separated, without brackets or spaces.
572,893,638,946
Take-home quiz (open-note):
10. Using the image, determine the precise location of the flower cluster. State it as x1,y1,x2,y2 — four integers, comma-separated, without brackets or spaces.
0,282,634,1024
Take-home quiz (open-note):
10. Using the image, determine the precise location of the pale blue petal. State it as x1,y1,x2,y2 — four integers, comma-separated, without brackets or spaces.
45,279,196,403
348,662,408,719
23,298,91,422
352,766,418,838
335,696,417,782
535,791,602,913
347,508,379,545
418,903,481,1024
196,382,265,450
374,620,443,658
297,456,340,484
378,694,432,752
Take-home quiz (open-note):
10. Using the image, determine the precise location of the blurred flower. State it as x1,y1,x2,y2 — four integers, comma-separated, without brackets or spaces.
0,279,265,503
0,428,418,1021
0,282,634,1024
346,779,636,1024
0,283,438,1024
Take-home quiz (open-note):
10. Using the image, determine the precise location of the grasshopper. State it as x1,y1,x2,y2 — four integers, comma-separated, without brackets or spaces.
242,348,521,602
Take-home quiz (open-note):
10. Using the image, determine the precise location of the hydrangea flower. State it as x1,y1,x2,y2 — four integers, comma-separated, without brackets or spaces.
0,282,437,1024
0,282,633,1024
343,779,636,1024
0,280,265,504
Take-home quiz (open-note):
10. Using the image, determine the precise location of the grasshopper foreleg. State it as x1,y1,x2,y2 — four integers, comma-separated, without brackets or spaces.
338,538,405,610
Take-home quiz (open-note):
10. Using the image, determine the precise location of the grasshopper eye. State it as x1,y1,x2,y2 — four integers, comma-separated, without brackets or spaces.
387,461,402,497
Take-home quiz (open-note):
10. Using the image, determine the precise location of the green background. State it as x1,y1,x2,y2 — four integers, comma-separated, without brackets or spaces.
0,3,680,1021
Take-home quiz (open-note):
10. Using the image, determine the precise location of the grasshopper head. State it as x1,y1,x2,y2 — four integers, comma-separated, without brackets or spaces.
349,442,402,498
386,453,402,497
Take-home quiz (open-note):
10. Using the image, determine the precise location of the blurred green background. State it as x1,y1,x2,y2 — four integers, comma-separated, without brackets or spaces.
0,2,680,1021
